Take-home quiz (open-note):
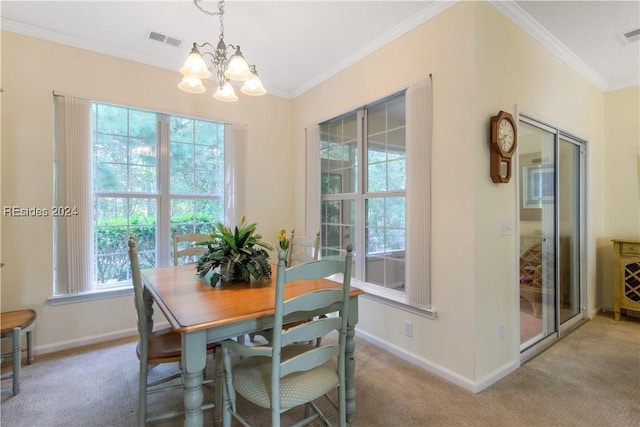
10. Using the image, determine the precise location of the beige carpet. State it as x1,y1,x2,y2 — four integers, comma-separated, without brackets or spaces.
1,313,639,427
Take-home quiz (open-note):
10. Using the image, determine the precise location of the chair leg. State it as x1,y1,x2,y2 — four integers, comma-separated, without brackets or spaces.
11,327,21,395
138,359,148,427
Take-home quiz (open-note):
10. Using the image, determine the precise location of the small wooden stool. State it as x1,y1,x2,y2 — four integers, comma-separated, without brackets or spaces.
1,309,37,395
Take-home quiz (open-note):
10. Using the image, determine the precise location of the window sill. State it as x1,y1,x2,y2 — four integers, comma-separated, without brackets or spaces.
326,274,437,320
48,286,133,306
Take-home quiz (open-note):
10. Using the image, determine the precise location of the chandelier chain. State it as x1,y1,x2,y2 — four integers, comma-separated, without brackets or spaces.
193,1,226,41
193,0,223,16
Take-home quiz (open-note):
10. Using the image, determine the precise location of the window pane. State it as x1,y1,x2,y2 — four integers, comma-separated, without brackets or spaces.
170,198,220,264
321,199,355,258
93,105,158,194
94,134,126,163
94,162,127,192
171,199,221,234
195,120,222,145
170,117,194,143
367,161,387,193
94,197,157,286
95,104,127,135
365,195,405,288
367,95,406,194
129,110,157,139
170,118,224,196
321,112,358,195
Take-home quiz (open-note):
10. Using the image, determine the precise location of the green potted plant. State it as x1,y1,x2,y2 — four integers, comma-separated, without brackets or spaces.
196,216,274,286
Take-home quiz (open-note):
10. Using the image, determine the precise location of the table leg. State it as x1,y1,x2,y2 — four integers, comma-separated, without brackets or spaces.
345,325,356,423
182,331,207,427
214,349,224,427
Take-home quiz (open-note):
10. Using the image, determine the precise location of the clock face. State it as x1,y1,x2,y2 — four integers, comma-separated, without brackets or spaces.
498,119,515,152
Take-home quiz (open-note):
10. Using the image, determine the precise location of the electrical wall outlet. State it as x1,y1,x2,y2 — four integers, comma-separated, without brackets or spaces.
404,320,413,337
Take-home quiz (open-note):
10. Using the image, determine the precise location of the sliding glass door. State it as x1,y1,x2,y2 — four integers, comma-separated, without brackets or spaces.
558,134,586,329
518,116,586,354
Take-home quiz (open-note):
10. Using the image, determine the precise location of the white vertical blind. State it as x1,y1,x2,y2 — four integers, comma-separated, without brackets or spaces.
225,123,247,225
54,95,93,295
305,125,321,235
405,76,433,309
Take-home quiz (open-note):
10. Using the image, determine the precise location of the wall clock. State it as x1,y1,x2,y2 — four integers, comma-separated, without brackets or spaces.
489,110,517,183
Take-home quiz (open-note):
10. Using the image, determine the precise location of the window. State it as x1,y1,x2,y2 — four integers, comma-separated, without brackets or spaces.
54,96,244,297
320,94,406,294
92,104,224,288
312,78,433,311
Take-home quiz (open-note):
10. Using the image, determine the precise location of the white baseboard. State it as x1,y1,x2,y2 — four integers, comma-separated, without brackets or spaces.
355,328,518,393
34,328,138,356
33,321,170,356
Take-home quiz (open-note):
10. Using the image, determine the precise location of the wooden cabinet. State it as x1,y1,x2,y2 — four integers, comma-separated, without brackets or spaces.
612,239,640,320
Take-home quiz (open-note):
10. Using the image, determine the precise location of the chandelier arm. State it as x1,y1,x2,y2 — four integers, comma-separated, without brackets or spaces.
195,42,217,51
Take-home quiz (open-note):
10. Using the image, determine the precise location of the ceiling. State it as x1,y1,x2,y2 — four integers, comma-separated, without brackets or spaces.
1,1,638,98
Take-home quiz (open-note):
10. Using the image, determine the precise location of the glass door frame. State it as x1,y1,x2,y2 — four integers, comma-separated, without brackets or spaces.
557,131,588,335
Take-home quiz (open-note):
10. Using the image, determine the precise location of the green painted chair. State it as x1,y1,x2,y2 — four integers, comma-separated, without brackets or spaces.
221,244,353,427
128,236,218,426
287,229,320,266
249,229,322,345
172,228,209,266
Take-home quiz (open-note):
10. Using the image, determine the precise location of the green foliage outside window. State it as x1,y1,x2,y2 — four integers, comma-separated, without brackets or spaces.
95,212,216,285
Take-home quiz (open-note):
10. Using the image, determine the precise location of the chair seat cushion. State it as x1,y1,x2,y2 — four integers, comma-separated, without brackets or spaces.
232,344,338,410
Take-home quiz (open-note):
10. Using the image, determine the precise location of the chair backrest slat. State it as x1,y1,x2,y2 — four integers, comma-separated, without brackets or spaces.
286,229,320,266
281,316,342,347
172,228,209,266
272,244,353,383
282,289,344,316
280,345,340,378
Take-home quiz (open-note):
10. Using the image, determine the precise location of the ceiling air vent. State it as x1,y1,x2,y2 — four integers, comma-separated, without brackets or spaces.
147,30,182,48
165,36,182,47
623,28,640,43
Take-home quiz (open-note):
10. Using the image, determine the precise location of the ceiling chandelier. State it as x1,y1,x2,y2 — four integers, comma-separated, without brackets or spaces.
178,0,266,102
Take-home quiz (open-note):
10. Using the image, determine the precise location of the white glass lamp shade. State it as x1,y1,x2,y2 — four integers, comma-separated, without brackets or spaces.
180,51,212,79
240,74,266,96
178,76,206,94
224,53,252,81
213,82,238,102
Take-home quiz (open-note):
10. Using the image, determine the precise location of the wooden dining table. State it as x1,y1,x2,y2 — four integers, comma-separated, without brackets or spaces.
141,263,364,427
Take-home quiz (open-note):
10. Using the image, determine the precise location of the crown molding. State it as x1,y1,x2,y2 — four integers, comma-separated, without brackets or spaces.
490,1,609,91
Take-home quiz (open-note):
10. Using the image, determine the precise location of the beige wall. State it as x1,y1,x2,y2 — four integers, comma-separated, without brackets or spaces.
601,86,640,310
293,2,479,382
1,31,293,352
293,1,620,389
1,0,638,391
